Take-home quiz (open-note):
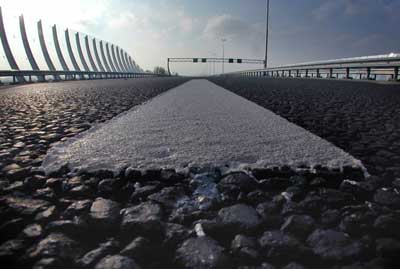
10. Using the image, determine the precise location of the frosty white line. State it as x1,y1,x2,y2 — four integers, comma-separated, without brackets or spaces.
41,79,364,175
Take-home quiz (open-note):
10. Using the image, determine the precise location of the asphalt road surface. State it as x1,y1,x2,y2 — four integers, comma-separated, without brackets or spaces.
210,77,400,178
0,77,189,177
42,79,362,175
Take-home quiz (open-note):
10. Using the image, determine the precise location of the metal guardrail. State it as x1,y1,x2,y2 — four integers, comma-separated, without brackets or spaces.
227,53,400,81
0,70,163,85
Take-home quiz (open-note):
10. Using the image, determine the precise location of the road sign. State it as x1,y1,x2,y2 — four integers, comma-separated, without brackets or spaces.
167,57,265,75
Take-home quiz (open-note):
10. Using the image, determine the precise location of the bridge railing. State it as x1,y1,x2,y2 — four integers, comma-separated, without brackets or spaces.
0,7,154,85
225,53,400,81
0,70,162,84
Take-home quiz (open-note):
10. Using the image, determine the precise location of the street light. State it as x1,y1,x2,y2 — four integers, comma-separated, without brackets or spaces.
209,52,216,75
212,52,216,75
222,38,227,74
265,0,270,69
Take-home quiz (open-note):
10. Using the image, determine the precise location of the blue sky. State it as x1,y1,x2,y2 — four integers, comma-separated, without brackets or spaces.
1,0,399,75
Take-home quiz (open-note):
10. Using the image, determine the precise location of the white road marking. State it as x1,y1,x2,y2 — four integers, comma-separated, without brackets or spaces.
42,79,363,174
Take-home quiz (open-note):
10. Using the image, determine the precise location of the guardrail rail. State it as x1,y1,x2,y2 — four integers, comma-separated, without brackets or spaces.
227,53,400,81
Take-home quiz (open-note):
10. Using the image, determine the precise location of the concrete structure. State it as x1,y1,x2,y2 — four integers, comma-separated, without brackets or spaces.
111,44,122,72
93,38,105,72
0,7,146,84
116,46,126,72
19,15,40,71
85,35,98,72
75,33,90,72
65,29,80,72
106,43,117,72
52,25,69,71
0,7,25,82
38,20,60,80
121,50,130,72
99,41,111,72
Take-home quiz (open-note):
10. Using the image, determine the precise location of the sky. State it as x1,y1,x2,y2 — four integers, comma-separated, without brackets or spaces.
0,0,399,75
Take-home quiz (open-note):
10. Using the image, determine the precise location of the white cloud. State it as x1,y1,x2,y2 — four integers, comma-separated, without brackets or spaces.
311,0,400,21
202,14,265,59
0,0,203,72
203,14,252,40
312,1,341,21
0,0,108,30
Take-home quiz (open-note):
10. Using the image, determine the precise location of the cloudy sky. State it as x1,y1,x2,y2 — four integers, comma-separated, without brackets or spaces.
0,0,399,75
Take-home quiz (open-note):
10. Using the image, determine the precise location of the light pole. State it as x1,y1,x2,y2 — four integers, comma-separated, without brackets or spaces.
209,52,216,75
222,38,226,74
265,0,270,69
212,53,216,75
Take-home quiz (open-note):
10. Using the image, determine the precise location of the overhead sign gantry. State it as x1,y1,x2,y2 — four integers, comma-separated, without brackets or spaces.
167,57,265,75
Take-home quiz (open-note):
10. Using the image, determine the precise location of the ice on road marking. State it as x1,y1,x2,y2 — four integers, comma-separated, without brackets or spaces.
42,79,363,174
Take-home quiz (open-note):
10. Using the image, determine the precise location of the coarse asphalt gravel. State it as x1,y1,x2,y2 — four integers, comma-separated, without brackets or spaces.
210,77,400,178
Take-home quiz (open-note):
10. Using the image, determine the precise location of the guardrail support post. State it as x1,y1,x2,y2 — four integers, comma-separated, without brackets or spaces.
346,67,350,79
317,69,320,78
366,67,371,80
394,67,399,81
288,70,292,77
305,69,309,78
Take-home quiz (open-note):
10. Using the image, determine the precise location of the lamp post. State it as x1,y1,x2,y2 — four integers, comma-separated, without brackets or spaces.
212,52,216,75
265,0,270,69
209,52,216,75
222,38,226,74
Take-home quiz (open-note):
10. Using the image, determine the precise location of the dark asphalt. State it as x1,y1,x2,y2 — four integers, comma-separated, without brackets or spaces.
210,77,400,179
0,78,189,176
1,77,400,269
